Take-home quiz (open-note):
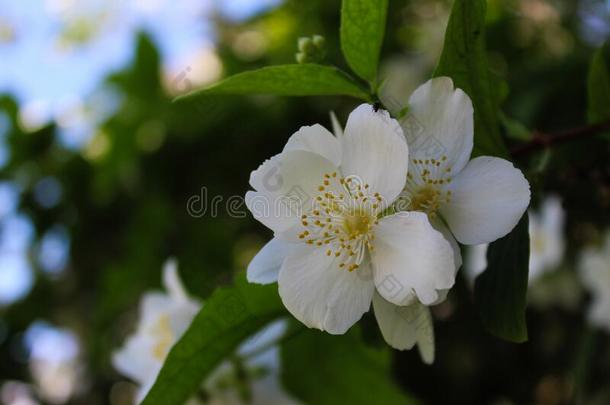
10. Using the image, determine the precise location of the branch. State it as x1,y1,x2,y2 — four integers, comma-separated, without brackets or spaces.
511,120,610,157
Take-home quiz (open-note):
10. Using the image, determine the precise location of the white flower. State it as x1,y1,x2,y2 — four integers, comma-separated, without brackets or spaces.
578,231,610,332
112,259,201,402
465,196,565,283
114,261,298,404
245,103,455,361
528,196,565,281
398,77,531,254
204,320,300,405
25,322,84,404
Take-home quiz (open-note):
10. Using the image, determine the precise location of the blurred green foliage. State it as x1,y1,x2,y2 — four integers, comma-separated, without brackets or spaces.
1,0,609,404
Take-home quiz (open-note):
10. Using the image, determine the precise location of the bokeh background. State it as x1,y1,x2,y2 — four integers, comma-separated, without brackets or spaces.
0,0,609,404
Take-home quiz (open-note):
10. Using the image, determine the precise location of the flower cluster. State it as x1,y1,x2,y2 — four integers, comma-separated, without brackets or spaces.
465,195,566,284
113,260,297,404
245,77,531,362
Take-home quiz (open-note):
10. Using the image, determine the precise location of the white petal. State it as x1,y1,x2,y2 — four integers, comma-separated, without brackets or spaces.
162,258,189,302
373,293,435,363
415,305,435,365
246,151,341,235
372,292,417,350
579,246,610,298
246,190,296,234
112,334,160,385
428,218,461,305
249,153,284,193
330,111,344,139
588,296,610,332
140,292,174,327
341,104,409,204
247,238,294,284
528,196,565,281
464,244,489,283
541,195,565,233
238,319,287,360
278,245,374,334
283,124,341,166
167,299,201,337
431,217,462,275
441,156,531,245
278,149,342,209
371,212,456,306
404,77,473,173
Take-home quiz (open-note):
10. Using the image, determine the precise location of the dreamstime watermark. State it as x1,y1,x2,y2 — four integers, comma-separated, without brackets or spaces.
186,181,415,222
186,187,247,218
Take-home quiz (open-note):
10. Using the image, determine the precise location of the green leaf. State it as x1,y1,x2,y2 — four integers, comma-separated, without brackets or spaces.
340,0,388,84
587,42,610,124
174,64,369,103
500,112,532,141
141,274,285,405
281,327,417,405
434,0,508,158
475,214,530,343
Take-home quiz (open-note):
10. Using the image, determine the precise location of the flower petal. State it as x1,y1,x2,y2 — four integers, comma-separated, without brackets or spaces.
112,334,160,386
371,212,455,306
415,305,435,365
427,218,462,305
245,190,295,234
372,292,417,350
341,104,409,204
246,150,341,235
373,293,435,363
247,238,294,284
441,156,531,245
404,77,473,173
162,258,189,302
278,245,374,334
431,217,462,274
464,244,489,283
249,153,284,193
283,124,341,166
330,111,344,139
579,240,610,331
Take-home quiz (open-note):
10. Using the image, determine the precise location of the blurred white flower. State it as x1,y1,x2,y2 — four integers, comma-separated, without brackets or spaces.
1,380,39,405
112,259,201,402
245,101,457,363
578,231,610,332
464,196,565,283
113,260,298,404
528,196,565,281
25,322,84,404
464,243,489,282
204,320,300,405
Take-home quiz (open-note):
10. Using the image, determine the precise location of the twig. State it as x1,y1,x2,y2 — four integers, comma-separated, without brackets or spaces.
511,120,610,157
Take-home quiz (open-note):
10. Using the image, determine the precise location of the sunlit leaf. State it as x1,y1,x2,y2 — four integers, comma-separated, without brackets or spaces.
340,0,388,84
174,64,370,104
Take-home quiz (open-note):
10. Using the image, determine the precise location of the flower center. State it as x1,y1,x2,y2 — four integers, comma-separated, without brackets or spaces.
343,207,373,236
150,314,174,361
531,229,547,254
400,156,453,217
297,173,382,271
